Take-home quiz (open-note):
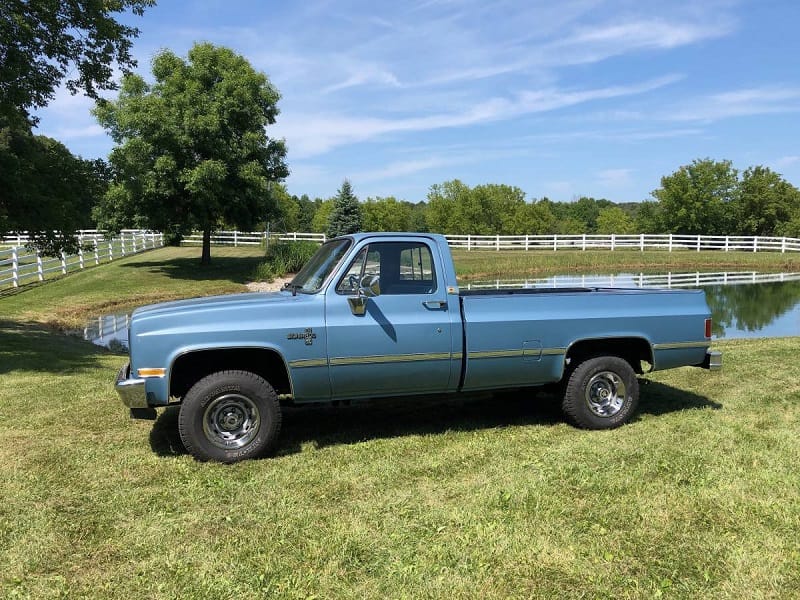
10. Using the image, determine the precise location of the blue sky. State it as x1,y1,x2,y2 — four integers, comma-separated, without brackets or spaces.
34,0,800,204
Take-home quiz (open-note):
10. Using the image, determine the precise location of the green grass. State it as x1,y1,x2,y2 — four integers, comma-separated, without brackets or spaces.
1,246,799,598
452,248,800,280
0,246,264,330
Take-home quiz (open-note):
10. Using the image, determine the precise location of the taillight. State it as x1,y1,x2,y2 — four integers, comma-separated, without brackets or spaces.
705,318,712,339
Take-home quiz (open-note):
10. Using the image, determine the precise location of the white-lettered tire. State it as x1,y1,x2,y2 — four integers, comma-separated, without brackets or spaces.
178,370,281,463
562,356,639,429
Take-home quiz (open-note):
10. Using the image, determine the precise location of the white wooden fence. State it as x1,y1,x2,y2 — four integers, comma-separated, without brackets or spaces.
0,230,164,289
445,233,800,252
181,231,327,246
178,231,800,253
463,271,800,291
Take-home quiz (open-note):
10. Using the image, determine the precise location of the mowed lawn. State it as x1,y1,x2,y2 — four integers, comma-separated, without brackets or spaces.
1,245,799,598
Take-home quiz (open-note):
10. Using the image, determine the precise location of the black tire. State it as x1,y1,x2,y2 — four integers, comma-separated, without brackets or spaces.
178,370,281,463
562,356,639,430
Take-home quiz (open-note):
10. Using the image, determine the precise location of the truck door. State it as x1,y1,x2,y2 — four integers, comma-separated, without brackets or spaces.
325,239,458,398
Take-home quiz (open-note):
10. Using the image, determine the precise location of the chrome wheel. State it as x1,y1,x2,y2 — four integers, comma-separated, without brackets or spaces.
202,393,261,450
585,371,626,417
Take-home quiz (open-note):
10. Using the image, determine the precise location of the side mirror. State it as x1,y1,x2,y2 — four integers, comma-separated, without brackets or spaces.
347,274,380,316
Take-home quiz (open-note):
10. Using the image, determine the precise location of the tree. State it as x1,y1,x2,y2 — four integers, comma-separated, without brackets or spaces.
310,199,334,233
0,0,153,251
295,194,317,232
596,206,637,234
362,196,413,231
426,179,471,233
0,128,108,254
326,180,362,237
652,159,739,235
94,43,288,264
737,166,800,236
632,201,661,233
1,0,154,123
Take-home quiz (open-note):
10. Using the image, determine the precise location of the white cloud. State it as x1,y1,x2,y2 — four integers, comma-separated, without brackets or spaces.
276,75,682,158
352,157,460,182
667,86,800,121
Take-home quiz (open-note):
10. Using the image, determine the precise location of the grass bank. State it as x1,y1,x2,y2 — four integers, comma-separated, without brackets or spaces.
452,248,800,280
0,246,264,330
1,325,798,598
1,245,799,597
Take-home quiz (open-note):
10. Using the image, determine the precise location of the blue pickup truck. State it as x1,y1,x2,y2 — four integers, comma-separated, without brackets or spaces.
116,232,721,462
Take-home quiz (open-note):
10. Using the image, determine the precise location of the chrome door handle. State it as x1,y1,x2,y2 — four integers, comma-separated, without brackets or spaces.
422,300,447,309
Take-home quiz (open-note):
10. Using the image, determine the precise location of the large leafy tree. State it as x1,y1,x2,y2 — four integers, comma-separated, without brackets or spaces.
0,0,154,122
1,0,152,252
326,180,362,238
94,43,288,264
0,127,108,253
737,166,800,236
652,158,739,235
362,196,413,232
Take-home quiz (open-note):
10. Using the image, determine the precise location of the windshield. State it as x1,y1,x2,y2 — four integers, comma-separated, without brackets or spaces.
288,239,352,293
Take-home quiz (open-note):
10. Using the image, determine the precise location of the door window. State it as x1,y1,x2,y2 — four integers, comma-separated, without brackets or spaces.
336,242,437,295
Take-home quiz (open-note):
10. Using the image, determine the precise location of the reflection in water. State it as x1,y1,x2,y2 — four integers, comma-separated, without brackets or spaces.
464,271,800,340
84,313,129,349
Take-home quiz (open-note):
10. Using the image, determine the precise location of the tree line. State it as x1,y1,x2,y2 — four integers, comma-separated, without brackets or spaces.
2,2,800,265
274,159,800,240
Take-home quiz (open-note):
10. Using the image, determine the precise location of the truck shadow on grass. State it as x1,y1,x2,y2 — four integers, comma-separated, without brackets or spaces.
0,320,111,375
149,382,721,459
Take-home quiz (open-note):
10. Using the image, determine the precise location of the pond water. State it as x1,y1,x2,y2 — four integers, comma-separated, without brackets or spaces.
464,271,800,340
82,270,800,348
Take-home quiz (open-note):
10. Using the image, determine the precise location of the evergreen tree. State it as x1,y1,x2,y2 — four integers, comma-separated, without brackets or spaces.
327,179,363,237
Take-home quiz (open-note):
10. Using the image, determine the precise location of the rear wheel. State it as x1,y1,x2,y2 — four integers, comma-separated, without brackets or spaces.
562,356,639,429
178,370,281,463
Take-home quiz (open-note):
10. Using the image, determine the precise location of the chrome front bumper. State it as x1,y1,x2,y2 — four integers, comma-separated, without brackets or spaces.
115,363,148,408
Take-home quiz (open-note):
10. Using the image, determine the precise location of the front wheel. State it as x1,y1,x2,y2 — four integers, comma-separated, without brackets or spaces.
562,356,639,429
178,370,281,463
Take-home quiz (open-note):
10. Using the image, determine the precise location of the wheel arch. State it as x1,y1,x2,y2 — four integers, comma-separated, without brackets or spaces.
169,346,292,400
564,336,653,375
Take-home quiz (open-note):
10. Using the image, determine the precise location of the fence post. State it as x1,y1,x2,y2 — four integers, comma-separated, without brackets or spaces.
121,235,126,256
60,251,67,275
525,235,529,251
94,240,99,265
725,236,729,252
753,237,758,253
611,234,616,251
782,237,787,254
696,235,700,252
668,234,673,252
640,233,644,252
37,251,43,281
582,234,586,251
467,235,471,251
496,235,500,251
108,241,113,261
234,230,238,247
11,247,18,287
553,235,558,251
79,246,84,269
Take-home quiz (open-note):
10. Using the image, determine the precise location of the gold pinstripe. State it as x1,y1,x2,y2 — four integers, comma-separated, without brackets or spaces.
652,341,709,350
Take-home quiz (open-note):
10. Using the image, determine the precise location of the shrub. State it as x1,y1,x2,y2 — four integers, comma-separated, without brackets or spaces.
253,241,319,282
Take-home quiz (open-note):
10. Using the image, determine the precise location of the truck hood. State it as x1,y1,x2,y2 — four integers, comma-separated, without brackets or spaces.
132,290,296,322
